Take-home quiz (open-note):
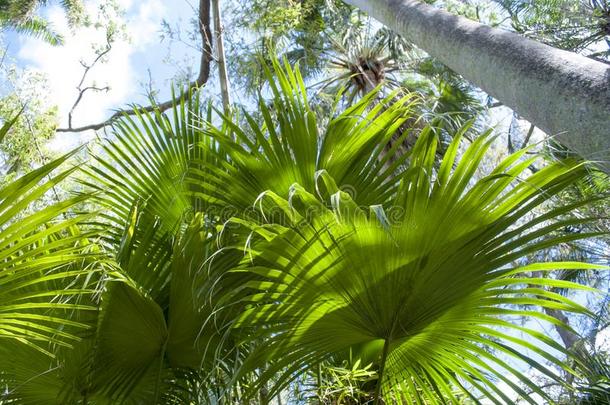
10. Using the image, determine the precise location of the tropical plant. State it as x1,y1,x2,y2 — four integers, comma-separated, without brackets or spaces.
579,354,610,404
317,23,412,103
316,360,377,404
37,63,420,403
0,60,606,404
219,120,605,403
0,145,97,352
0,0,84,45
0,139,101,403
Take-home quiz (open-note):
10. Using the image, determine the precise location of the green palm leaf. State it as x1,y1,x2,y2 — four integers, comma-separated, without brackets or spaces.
70,60,424,402
90,281,168,402
85,216,244,404
189,58,419,214
76,89,244,403
67,59,607,403
5,15,64,45
223,129,606,403
0,149,98,353
0,151,100,404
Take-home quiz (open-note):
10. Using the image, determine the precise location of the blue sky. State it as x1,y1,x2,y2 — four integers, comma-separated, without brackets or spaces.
5,0,206,148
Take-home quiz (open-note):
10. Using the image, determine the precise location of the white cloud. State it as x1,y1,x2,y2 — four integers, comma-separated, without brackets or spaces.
129,0,165,50
17,0,166,151
596,326,610,352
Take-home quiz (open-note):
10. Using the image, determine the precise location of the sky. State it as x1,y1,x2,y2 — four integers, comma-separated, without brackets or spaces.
6,0,201,150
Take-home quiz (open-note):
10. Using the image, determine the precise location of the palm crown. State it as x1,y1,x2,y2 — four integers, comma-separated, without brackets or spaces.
0,60,606,404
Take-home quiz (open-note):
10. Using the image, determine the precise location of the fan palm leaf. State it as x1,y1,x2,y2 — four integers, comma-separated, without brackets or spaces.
0,149,103,404
76,91,242,399
190,58,419,215
61,59,422,402
221,128,606,403
56,60,607,404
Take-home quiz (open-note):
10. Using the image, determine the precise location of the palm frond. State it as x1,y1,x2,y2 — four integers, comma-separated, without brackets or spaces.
222,128,605,403
0,149,98,353
190,58,419,215
6,16,64,45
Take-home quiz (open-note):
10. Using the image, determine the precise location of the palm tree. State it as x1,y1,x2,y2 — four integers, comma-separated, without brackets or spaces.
0,145,101,402
0,146,97,351
312,20,483,168
318,24,412,103
342,0,610,170
102,62,605,403
0,64,420,403
221,123,603,403
0,61,606,404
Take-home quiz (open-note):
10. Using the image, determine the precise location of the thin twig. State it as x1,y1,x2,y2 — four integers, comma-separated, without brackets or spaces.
522,123,535,149
67,37,113,129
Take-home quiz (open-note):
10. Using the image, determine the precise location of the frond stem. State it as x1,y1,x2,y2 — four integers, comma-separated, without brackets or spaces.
374,338,391,405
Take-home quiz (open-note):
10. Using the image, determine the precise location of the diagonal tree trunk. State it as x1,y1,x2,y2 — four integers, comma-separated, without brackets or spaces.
343,0,610,171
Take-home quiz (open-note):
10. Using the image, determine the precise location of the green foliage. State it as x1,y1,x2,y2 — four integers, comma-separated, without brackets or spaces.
0,148,98,354
317,360,377,404
227,0,352,96
0,98,58,180
0,66,59,183
223,121,603,402
404,57,484,133
495,0,610,55
194,59,418,213
0,0,85,44
0,60,606,404
575,349,610,403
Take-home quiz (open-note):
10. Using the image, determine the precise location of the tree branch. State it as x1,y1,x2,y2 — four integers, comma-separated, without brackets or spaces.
521,123,535,149
56,0,213,133
67,36,113,129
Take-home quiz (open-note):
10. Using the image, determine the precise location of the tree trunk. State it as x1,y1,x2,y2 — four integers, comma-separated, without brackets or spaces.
343,0,610,171
212,0,232,115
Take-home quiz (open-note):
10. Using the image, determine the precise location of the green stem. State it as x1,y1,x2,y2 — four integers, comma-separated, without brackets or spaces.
152,338,168,405
374,338,391,405
317,362,323,399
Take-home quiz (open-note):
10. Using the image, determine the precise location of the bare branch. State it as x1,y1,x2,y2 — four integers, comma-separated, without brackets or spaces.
67,37,113,129
521,123,535,149
57,0,213,133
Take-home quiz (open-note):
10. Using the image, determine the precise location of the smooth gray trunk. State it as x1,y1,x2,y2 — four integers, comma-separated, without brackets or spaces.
212,0,232,114
344,0,610,170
